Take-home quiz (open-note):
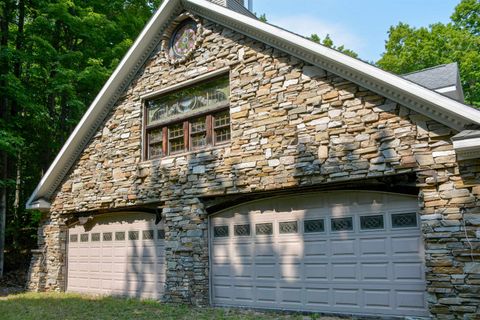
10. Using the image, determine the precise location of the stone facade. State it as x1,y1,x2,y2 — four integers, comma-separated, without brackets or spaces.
28,14,480,318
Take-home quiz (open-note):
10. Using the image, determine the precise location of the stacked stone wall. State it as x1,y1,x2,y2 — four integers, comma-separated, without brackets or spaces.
27,15,480,318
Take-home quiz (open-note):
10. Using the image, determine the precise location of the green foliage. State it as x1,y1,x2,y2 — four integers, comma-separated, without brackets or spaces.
377,0,480,107
255,12,267,22
309,33,358,58
0,0,162,272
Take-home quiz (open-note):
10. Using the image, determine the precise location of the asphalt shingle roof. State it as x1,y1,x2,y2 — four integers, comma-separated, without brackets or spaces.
402,63,459,90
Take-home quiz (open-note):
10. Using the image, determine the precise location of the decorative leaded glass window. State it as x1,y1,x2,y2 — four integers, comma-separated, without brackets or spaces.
144,76,230,159
70,234,78,242
91,233,100,242
115,231,125,241
143,230,154,240
279,221,298,234
157,229,165,240
213,226,229,238
80,234,89,242
360,215,384,230
331,217,353,231
128,231,139,241
304,219,325,233
234,224,250,236
392,212,418,228
103,232,112,241
255,223,273,236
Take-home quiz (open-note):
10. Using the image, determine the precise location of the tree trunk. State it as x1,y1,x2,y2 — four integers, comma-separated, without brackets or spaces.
12,152,21,249
0,152,7,278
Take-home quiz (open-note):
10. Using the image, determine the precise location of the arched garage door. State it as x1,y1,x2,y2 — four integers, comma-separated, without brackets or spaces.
67,212,165,299
210,191,427,317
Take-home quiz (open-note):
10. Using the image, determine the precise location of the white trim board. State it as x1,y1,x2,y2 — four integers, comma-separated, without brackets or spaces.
26,0,480,209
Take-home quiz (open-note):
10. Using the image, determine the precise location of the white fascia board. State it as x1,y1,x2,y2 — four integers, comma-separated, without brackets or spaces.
27,198,51,212
452,137,480,160
26,0,182,209
186,0,480,131
436,85,458,93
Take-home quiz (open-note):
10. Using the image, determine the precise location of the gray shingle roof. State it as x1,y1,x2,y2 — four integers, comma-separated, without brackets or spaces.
402,63,459,90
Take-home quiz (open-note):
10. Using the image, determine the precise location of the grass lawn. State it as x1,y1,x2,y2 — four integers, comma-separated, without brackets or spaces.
0,292,344,320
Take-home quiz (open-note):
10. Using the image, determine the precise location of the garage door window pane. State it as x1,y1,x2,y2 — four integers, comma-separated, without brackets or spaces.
279,221,298,234
103,232,112,241
80,234,89,242
91,233,100,242
304,219,325,233
157,229,165,240
214,226,229,238
392,212,417,228
331,217,353,231
256,223,273,235
70,234,78,242
360,215,384,230
143,230,154,240
115,232,125,241
129,231,139,240
234,224,250,236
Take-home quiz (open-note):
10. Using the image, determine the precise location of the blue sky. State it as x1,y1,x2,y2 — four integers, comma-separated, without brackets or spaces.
252,0,460,62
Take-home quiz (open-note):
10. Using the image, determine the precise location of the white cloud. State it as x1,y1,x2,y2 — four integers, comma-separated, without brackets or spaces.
268,14,365,54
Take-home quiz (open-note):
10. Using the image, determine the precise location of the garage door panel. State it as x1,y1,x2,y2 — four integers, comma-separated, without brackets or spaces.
331,240,356,256
392,236,422,254
333,289,359,307
68,213,165,299
304,240,328,256
211,191,427,317
393,262,424,280
361,263,389,280
255,286,277,303
331,263,358,280
254,243,276,257
359,238,387,255
279,287,303,304
364,289,391,308
305,288,330,306
279,263,302,280
396,290,426,309
304,263,328,280
231,263,253,278
233,285,254,302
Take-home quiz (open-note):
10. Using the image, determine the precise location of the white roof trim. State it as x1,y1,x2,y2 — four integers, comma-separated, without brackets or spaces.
435,85,458,93
26,0,480,209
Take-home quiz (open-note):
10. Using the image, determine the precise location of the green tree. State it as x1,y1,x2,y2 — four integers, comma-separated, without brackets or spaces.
309,33,358,58
0,0,162,276
377,0,480,107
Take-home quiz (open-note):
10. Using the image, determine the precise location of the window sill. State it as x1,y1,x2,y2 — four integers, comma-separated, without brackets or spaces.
144,142,230,164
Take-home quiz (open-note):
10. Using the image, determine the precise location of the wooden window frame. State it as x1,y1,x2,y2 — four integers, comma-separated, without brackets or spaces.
143,76,231,160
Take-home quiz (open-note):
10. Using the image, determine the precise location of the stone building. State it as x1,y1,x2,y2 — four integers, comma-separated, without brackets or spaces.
26,0,480,318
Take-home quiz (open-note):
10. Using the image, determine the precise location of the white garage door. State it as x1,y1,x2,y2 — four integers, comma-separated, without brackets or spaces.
67,212,165,299
210,191,427,317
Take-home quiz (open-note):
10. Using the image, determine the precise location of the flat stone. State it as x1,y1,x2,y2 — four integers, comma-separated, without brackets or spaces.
302,66,326,79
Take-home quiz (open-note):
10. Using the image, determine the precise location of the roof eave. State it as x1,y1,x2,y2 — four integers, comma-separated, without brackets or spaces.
26,198,51,212
452,131,480,160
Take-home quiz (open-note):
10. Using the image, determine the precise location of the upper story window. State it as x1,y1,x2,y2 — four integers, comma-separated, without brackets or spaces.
144,76,230,159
